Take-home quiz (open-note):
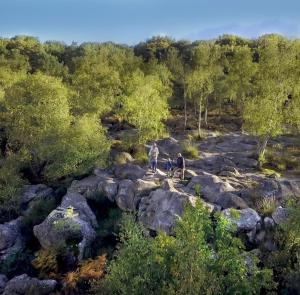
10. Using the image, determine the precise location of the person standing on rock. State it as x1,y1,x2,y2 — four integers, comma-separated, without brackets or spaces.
148,142,159,172
173,153,185,180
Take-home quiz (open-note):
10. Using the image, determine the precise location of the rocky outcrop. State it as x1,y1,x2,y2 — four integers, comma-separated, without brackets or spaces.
115,180,136,211
0,217,25,262
68,175,103,199
216,192,248,209
20,184,54,206
33,192,97,260
0,274,7,294
223,208,261,232
187,172,235,203
114,163,147,180
134,179,159,197
272,206,289,225
2,274,57,295
253,178,300,200
138,188,195,235
98,178,119,202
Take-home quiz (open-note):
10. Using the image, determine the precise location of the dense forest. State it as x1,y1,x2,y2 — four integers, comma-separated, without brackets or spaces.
0,34,299,294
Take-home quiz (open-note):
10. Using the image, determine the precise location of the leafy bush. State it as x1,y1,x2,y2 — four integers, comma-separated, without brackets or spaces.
32,248,61,279
255,196,278,216
181,141,199,159
266,200,300,294
64,255,106,294
133,145,149,166
2,73,110,184
92,202,275,295
23,198,57,227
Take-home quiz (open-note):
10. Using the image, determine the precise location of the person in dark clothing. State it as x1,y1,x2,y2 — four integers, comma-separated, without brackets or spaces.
165,157,173,177
173,153,185,180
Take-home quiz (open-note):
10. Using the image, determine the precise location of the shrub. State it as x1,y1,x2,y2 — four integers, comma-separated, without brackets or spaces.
64,255,106,294
181,141,199,159
255,196,278,216
23,198,57,227
133,145,148,166
92,203,275,295
194,184,201,197
32,248,61,279
266,200,300,294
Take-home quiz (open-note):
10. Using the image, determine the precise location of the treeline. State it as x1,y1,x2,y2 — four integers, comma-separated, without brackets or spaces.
0,34,300,214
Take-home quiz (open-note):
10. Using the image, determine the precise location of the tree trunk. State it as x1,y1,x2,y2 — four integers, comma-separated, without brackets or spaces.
184,96,187,130
198,98,202,137
204,96,208,126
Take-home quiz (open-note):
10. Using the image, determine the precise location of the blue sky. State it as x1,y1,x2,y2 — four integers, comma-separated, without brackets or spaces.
1,0,300,44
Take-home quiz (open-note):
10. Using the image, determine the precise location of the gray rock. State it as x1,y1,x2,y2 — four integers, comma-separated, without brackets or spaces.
253,178,300,201
33,192,97,260
0,217,25,262
272,206,289,225
156,137,181,157
161,179,176,191
20,184,54,205
138,188,192,235
98,178,119,202
134,179,159,198
264,217,275,229
0,274,8,293
255,230,266,244
114,164,147,180
216,192,248,209
184,169,198,179
223,208,261,231
68,175,103,198
187,172,235,203
2,274,57,295
231,156,258,169
115,180,136,211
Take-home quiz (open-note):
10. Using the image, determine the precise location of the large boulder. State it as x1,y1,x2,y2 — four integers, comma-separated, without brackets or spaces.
187,155,237,175
187,172,235,203
20,184,54,207
223,208,261,232
0,274,8,293
33,192,97,260
134,179,159,198
98,178,119,202
216,192,249,209
0,217,25,262
114,164,147,180
68,175,103,198
272,206,289,225
253,178,300,201
115,180,136,211
2,274,57,295
155,137,181,157
138,188,193,235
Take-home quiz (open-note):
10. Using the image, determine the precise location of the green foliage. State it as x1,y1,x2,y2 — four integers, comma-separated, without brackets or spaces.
181,140,199,159
23,198,57,227
266,200,300,293
0,150,30,215
255,196,278,216
93,202,275,295
1,73,110,182
121,70,169,143
194,184,201,197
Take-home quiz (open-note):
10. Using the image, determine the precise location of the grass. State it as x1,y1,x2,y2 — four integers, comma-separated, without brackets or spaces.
133,146,149,166
255,196,278,216
181,141,199,159
261,168,281,178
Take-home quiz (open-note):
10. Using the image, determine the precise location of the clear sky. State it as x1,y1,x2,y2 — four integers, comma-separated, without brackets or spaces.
1,0,300,44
